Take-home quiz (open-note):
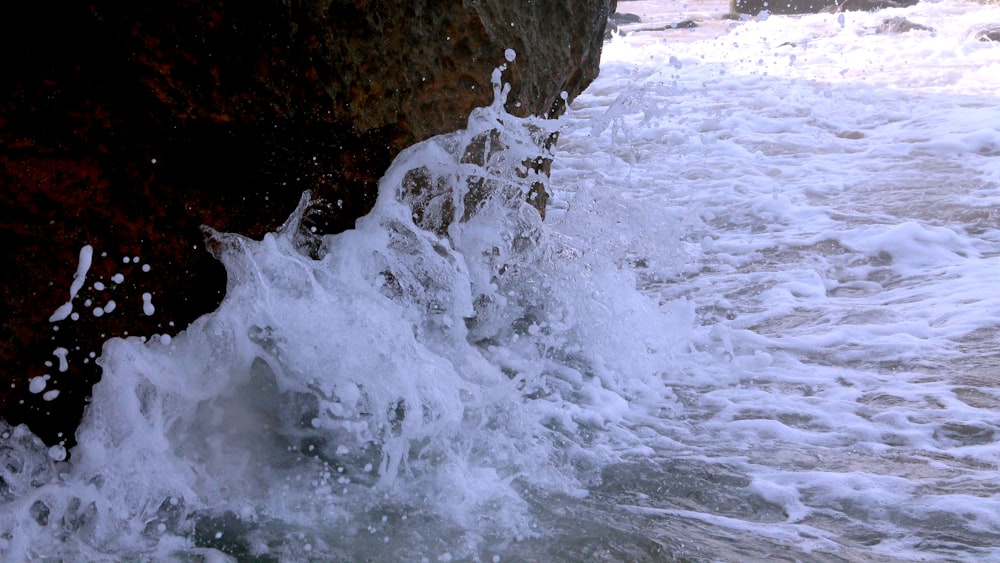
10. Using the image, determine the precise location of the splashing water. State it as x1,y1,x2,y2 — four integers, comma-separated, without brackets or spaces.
7,2,1000,560
0,64,684,561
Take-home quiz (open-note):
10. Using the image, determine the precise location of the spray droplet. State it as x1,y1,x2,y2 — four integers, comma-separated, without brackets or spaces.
142,293,155,316
53,348,69,372
29,376,47,394
48,244,93,322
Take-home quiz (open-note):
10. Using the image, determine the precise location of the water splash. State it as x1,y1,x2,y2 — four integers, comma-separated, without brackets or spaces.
0,64,681,561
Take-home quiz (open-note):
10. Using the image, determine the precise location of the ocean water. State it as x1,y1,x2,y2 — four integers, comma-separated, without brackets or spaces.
3,1,1000,561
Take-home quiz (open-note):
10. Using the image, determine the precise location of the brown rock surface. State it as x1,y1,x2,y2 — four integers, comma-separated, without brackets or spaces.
0,0,615,445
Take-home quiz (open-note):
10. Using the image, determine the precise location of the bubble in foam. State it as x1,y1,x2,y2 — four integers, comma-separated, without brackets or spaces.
48,444,67,461
504,48,516,62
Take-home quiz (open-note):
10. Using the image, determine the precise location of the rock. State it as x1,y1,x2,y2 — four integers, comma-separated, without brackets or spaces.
613,12,643,26
732,0,834,15
968,24,1000,42
821,0,920,13
876,17,935,34
606,13,698,38
732,0,917,15
0,0,616,446
650,20,699,31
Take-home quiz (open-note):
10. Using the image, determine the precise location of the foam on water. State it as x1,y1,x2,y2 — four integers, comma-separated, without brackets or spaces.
548,1,1000,559
4,1,1000,560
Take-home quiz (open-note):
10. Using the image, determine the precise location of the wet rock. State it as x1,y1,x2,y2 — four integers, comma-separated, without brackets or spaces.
606,12,640,38
876,17,935,34
968,24,1000,42
821,0,920,13
732,0,917,15
0,0,616,446
651,20,699,31
607,13,698,38
613,12,643,26
732,0,834,15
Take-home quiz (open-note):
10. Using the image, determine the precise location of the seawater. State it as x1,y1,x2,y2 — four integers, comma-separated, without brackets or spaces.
4,1,1000,561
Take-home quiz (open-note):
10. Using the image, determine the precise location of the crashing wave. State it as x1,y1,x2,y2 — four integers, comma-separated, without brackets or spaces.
0,64,678,561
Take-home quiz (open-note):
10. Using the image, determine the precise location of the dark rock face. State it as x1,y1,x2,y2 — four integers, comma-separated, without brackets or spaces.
0,0,616,446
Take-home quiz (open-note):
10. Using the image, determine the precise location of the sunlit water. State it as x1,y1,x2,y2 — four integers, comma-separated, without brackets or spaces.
3,1,1000,561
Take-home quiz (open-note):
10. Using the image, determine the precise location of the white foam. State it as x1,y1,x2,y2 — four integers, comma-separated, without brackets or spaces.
550,1,1000,557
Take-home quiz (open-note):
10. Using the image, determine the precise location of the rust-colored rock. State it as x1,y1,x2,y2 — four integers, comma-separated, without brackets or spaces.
0,0,616,445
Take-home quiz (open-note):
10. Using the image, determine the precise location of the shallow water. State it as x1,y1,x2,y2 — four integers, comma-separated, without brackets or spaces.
546,1,1000,559
3,1,1000,561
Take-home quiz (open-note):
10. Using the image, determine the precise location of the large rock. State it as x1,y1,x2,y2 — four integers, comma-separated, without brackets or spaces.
0,0,616,446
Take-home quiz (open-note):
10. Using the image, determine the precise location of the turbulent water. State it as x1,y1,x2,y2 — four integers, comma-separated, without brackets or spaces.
3,1,1000,561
